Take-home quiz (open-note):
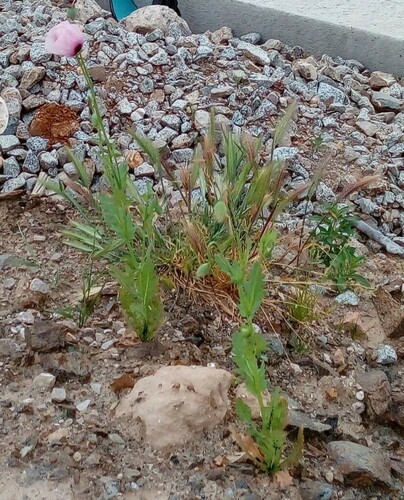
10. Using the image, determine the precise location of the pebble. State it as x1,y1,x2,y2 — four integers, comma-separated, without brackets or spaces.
76,399,91,412
33,372,56,391
29,278,50,294
51,387,67,402
376,344,397,365
335,291,360,306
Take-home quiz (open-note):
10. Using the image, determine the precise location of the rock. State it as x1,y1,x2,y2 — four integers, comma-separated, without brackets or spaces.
20,67,46,91
318,83,346,104
125,6,191,37
356,120,379,137
29,278,50,294
75,0,104,23
51,387,67,402
32,373,56,392
272,147,299,162
376,344,397,365
194,109,210,131
1,88,22,118
315,182,336,203
76,399,91,412
3,157,20,177
42,352,90,378
356,370,391,417
237,41,271,66
2,175,26,192
30,41,51,64
0,338,23,359
295,60,318,81
0,135,20,153
371,91,402,112
299,481,333,500
115,365,233,449
240,32,261,44
328,441,392,486
369,71,396,90
26,320,65,352
335,291,359,306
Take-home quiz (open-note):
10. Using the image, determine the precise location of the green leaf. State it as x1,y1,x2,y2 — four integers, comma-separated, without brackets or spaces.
214,200,228,223
196,262,211,279
235,399,253,425
258,230,277,259
239,262,265,320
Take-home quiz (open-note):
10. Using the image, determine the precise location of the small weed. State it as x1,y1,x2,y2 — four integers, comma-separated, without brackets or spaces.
287,286,319,324
309,204,370,292
311,134,324,154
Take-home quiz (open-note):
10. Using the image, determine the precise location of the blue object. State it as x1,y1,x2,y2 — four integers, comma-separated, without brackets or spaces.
110,0,138,20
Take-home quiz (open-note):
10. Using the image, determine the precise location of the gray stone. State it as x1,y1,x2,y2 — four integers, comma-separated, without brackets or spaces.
318,82,346,104
117,98,133,115
170,148,193,164
133,178,153,196
161,114,181,131
240,32,261,44
30,42,51,64
0,135,20,153
32,373,56,392
299,481,333,500
76,399,91,412
315,182,336,204
3,157,20,177
328,441,392,486
39,152,58,170
0,338,23,359
356,120,379,137
376,344,397,365
237,41,271,66
51,387,67,402
26,137,48,153
335,291,360,306
371,91,402,112
149,48,169,65
139,77,154,94
3,277,16,289
22,150,40,174
29,278,50,294
272,147,299,162
2,175,26,192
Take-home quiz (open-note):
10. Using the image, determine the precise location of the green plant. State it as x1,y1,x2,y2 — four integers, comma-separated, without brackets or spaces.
219,258,303,474
43,50,164,341
309,204,369,292
287,286,319,324
55,258,102,327
311,134,324,154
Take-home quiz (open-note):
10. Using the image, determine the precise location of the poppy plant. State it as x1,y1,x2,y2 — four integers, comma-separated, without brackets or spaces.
44,20,84,57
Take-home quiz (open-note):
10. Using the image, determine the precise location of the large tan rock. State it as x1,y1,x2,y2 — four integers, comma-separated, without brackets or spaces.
124,6,191,36
115,365,232,449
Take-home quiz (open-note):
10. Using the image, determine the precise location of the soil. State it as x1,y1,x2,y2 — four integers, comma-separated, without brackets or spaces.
0,195,403,499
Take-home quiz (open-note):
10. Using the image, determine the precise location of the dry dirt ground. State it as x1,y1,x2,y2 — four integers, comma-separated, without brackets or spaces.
0,195,403,499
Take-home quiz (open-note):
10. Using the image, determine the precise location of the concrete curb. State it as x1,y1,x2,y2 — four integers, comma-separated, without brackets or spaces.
180,0,404,76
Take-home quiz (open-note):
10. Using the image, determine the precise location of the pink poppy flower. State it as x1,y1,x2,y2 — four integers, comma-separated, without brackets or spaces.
44,21,84,57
